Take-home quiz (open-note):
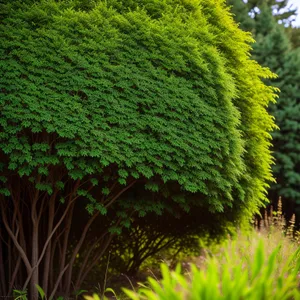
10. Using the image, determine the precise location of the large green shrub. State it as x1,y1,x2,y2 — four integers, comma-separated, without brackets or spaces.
0,0,276,298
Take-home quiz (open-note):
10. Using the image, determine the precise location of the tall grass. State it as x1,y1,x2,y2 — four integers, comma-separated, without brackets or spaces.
85,232,300,299
121,234,300,300
86,201,300,300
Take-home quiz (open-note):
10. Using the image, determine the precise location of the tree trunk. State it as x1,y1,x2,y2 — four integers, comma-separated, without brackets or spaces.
0,177,137,298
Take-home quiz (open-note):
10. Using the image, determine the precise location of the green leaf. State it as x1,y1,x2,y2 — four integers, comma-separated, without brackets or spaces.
35,284,45,300
102,187,110,196
90,178,99,186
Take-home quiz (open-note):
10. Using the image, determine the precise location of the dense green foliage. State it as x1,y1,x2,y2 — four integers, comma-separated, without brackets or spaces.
228,0,297,26
0,0,276,212
0,0,276,298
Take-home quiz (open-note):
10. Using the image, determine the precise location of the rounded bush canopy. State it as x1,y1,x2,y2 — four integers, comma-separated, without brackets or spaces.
0,0,276,214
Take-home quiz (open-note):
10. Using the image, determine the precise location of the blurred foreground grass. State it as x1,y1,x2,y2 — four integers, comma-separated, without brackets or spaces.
86,203,300,300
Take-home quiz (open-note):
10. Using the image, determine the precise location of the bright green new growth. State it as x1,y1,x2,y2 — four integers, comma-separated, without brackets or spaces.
228,0,300,212
252,5,300,206
0,0,276,213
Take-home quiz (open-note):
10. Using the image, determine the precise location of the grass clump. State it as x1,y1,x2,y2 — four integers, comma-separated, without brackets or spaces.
85,203,300,300
85,231,300,299
122,232,300,300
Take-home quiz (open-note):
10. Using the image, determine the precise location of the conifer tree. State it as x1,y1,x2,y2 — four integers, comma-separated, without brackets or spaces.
247,0,296,25
250,5,300,219
287,26,300,48
228,0,300,223
227,0,297,30
227,0,255,31
253,6,300,216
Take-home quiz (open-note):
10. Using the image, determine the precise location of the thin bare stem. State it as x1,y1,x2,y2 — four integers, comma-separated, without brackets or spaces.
49,264,69,300
0,201,32,274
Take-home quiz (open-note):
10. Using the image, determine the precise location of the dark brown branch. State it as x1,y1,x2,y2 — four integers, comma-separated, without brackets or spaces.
30,176,42,300
49,264,69,300
58,179,81,290
0,201,32,274
104,180,137,208
64,181,136,294
74,233,108,290
42,190,58,295
49,229,66,292
76,234,115,289
63,210,100,294
8,256,21,296
0,228,7,296
11,192,27,259
22,198,75,290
